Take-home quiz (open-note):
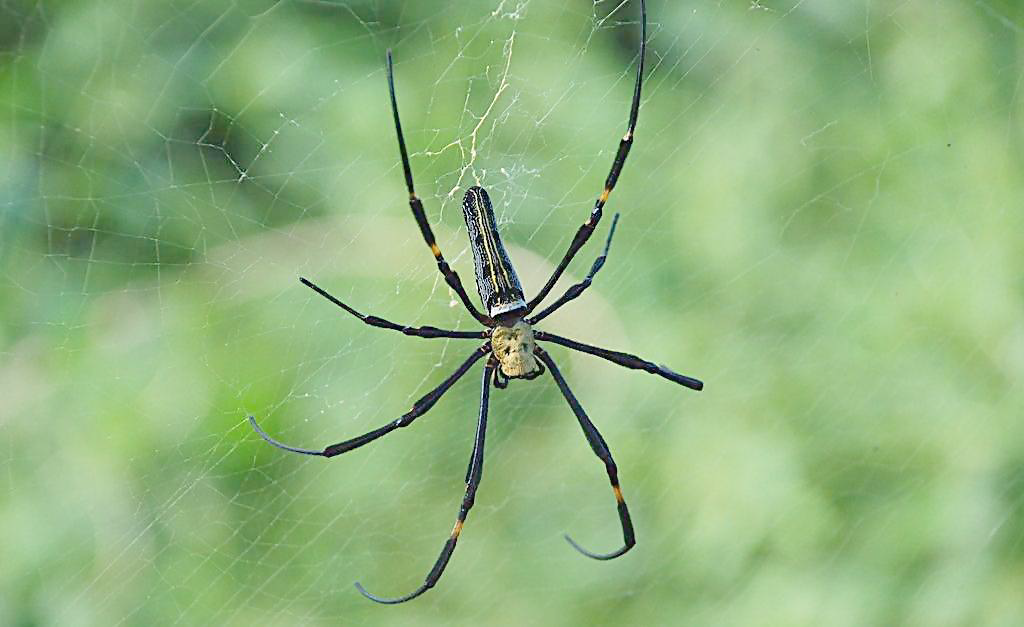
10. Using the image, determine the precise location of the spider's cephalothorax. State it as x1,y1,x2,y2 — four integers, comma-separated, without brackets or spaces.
249,0,704,607
491,320,541,381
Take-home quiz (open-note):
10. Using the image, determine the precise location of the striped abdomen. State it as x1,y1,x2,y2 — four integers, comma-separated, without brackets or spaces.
461,186,526,317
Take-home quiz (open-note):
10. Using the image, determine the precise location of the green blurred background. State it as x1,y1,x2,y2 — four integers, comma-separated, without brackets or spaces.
2,0,1023,624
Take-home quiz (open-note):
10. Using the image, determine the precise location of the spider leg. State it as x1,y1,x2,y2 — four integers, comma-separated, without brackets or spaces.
356,360,495,604
527,213,619,325
525,0,646,314
536,331,703,391
248,344,489,458
386,49,493,327
493,366,509,390
535,348,633,560
300,277,487,339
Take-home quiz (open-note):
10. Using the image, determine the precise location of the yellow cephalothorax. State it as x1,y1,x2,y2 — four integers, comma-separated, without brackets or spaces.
491,321,541,378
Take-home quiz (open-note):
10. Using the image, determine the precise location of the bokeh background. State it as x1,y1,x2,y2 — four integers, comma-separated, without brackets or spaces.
2,0,1023,624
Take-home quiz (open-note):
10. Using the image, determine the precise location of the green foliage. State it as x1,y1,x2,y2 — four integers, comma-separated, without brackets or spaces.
2,0,1023,624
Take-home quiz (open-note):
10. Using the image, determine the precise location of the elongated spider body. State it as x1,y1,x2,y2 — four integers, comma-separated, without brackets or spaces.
463,185,527,318
462,185,543,385
249,0,704,605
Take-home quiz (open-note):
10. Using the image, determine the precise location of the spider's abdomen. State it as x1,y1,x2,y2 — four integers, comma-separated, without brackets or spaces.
491,321,541,379
462,186,526,317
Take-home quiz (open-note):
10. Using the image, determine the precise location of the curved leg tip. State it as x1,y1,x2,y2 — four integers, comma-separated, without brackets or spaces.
355,581,428,605
247,414,272,441
564,533,634,561
247,415,323,456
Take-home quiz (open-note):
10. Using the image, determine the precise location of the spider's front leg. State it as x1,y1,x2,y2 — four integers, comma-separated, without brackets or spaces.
356,359,496,604
535,348,634,559
249,344,490,457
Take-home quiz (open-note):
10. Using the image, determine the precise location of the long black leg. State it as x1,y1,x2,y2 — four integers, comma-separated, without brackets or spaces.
536,331,703,391
526,0,646,314
356,360,496,604
300,277,487,340
535,348,633,560
386,49,493,327
248,345,489,457
527,213,619,325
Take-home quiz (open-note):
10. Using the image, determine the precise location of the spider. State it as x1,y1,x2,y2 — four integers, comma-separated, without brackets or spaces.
248,0,702,604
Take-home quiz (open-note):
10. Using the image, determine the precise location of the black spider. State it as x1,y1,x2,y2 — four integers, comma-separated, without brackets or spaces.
249,0,702,604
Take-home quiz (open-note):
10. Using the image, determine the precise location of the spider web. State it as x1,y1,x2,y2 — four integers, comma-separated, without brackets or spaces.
3,0,1023,624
